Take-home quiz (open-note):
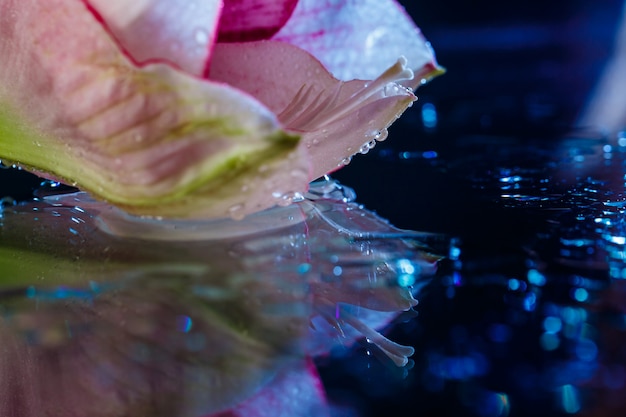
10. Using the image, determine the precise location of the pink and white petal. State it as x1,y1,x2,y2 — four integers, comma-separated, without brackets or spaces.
218,0,298,42
209,41,415,179
0,0,308,219
85,0,222,76
273,0,441,87
299,90,413,178
210,359,329,417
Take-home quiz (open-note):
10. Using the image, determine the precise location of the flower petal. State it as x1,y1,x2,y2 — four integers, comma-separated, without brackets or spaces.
0,0,309,219
218,0,298,42
273,0,442,87
211,359,329,417
209,41,416,179
85,0,222,76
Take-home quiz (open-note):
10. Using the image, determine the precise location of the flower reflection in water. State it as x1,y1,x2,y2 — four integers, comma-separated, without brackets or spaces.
0,178,440,417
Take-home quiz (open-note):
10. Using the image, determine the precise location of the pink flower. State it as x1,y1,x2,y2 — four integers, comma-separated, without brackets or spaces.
0,0,441,218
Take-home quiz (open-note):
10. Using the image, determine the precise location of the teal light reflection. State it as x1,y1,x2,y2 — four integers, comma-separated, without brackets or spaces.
177,315,193,333
560,384,581,414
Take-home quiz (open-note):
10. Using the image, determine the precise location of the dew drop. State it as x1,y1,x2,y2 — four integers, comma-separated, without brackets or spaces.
227,204,246,220
194,28,209,45
273,191,304,207
375,129,389,142
383,83,401,96
340,156,352,166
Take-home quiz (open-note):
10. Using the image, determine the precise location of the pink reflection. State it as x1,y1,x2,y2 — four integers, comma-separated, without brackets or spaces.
210,359,329,417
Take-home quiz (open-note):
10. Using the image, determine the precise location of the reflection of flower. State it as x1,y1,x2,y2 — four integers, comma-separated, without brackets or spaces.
0,0,441,219
0,179,440,416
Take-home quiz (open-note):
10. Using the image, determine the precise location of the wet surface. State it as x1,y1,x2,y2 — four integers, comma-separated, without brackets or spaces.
329,131,626,417
319,2,626,415
0,180,439,417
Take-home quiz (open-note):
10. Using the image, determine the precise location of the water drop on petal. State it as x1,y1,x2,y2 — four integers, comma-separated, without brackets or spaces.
194,28,209,45
340,156,352,166
227,203,246,220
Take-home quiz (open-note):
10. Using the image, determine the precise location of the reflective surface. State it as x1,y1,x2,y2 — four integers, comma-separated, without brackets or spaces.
0,179,439,416
320,2,626,415
332,131,626,417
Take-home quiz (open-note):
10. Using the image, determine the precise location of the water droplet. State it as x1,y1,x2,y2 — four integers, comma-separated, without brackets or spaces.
273,191,304,207
359,141,375,154
194,28,209,45
339,156,352,166
383,83,401,96
227,204,245,220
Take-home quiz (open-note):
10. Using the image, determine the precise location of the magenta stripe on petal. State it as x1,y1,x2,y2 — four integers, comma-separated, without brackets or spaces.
208,359,329,417
86,0,222,77
218,0,298,42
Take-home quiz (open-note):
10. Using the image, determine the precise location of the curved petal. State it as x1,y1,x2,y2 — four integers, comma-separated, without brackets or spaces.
218,0,298,42
273,0,443,87
0,0,310,219
213,359,329,417
85,0,222,76
209,41,416,179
